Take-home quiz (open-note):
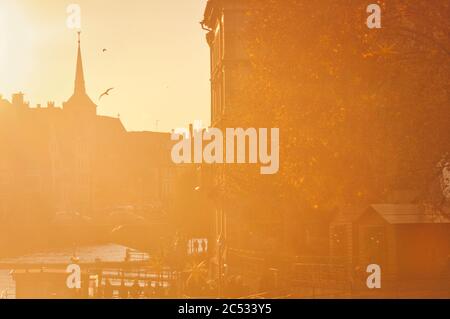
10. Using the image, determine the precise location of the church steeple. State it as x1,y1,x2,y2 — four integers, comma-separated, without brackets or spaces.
74,31,86,95
64,31,97,115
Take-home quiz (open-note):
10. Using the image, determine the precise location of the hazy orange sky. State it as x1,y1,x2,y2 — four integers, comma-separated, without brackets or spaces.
0,0,210,132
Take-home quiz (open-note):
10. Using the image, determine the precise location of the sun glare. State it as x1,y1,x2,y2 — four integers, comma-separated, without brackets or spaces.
0,1,34,96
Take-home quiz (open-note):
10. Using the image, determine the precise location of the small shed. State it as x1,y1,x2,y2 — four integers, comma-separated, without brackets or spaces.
331,204,450,280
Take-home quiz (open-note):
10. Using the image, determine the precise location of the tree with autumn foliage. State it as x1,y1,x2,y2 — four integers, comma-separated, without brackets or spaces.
218,0,450,253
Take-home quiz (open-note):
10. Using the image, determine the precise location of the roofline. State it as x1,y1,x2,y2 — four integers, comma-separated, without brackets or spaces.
367,204,450,224
202,0,220,30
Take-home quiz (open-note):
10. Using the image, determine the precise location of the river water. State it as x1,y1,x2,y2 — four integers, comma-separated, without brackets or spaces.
0,243,133,299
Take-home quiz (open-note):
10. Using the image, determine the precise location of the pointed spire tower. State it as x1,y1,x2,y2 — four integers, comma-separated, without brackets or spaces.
74,31,86,95
64,31,97,115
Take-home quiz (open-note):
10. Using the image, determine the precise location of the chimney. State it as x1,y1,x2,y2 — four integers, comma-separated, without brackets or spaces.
189,123,194,139
47,101,55,108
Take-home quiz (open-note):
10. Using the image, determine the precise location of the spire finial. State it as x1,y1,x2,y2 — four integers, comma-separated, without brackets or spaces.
73,31,86,94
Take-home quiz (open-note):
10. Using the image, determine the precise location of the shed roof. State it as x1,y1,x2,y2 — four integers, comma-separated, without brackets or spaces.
370,204,450,224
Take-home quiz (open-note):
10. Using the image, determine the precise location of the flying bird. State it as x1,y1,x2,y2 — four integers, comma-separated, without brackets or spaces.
99,87,114,100
102,48,107,52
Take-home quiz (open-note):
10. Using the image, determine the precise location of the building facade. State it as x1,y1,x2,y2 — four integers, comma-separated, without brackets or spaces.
0,34,176,255
202,0,285,294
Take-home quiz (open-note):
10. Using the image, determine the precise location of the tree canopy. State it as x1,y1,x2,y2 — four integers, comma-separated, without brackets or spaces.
227,0,450,212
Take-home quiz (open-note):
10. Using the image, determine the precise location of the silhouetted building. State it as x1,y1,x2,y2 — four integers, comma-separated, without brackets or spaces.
202,0,280,293
0,34,176,253
203,0,252,128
